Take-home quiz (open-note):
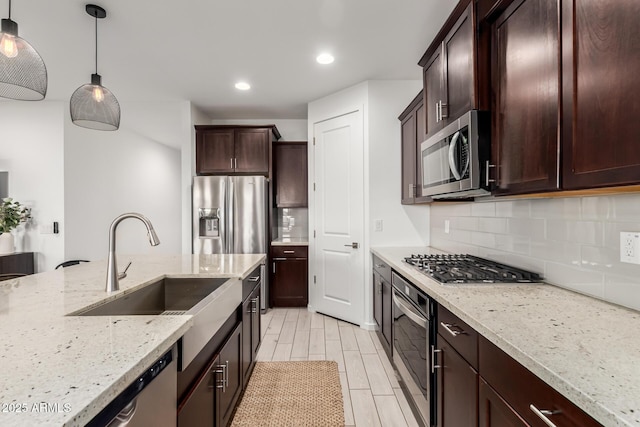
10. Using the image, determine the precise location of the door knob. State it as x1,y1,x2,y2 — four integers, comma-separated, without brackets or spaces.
344,242,359,249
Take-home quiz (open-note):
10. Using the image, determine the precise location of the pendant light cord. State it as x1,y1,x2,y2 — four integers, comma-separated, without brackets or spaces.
94,13,98,74
8,0,11,18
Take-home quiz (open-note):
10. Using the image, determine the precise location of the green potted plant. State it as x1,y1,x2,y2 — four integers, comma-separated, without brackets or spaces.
0,198,31,254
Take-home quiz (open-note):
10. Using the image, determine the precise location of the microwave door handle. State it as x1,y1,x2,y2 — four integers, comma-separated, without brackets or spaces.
459,132,470,178
448,131,462,180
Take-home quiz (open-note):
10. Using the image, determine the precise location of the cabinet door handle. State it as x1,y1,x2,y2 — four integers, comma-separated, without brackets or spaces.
435,102,440,122
529,404,560,427
485,160,496,186
211,364,226,391
440,101,448,119
272,262,275,274
431,345,442,373
234,158,237,169
230,158,234,169
283,250,295,254
440,321,466,337
251,297,259,313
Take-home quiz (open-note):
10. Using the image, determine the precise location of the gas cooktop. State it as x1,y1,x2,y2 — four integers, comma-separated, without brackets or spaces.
404,253,542,284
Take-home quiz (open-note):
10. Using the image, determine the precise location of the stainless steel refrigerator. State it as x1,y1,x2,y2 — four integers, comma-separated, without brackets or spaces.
192,175,268,309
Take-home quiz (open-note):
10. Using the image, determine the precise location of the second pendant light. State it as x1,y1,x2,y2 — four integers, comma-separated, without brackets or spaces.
70,4,120,131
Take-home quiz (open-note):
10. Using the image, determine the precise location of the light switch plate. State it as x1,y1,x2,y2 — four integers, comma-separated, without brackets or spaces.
374,219,383,232
620,232,640,264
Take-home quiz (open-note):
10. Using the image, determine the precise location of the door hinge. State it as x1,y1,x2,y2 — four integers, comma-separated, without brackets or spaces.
313,230,316,238
313,183,316,191
314,275,316,284
313,137,316,146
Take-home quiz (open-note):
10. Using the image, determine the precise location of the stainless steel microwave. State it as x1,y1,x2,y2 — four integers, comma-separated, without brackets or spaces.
420,110,490,199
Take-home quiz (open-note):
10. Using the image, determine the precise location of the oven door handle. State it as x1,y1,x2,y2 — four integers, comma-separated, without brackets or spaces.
392,291,427,328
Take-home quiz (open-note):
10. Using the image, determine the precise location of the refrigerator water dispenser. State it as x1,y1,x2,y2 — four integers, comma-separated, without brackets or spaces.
198,208,220,238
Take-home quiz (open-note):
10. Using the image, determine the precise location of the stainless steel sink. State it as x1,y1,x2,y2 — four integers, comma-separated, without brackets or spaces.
76,277,228,316
73,276,243,370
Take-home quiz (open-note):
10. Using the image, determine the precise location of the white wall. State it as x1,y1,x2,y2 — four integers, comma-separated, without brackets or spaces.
210,119,308,141
64,101,188,263
368,81,430,247
0,102,65,272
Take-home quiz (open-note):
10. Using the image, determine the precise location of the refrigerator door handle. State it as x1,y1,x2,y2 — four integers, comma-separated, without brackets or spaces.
227,177,234,254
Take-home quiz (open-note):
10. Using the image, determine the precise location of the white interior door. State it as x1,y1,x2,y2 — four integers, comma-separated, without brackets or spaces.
312,111,364,325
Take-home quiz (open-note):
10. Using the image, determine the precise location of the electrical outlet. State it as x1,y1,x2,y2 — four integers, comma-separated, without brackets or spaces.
444,220,450,234
620,232,640,264
374,219,383,232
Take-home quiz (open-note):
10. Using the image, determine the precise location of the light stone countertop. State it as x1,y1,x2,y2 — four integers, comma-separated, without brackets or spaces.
271,237,309,246
0,253,265,427
372,246,640,427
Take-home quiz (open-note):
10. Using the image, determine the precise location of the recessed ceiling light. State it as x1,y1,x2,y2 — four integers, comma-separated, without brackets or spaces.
235,82,251,90
316,53,335,65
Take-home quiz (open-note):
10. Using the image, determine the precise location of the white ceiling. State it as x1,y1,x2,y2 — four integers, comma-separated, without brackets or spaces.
6,0,456,119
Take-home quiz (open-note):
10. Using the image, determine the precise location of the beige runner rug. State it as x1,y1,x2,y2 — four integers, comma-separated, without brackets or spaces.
231,361,345,427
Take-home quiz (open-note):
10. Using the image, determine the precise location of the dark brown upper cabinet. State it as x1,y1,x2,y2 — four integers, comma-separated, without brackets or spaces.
562,0,640,190
399,91,431,204
419,1,478,138
490,0,560,195
274,141,308,208
195,125,281,176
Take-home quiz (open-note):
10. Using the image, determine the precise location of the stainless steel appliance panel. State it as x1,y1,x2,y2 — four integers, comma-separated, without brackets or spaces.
420,110,490,199
193,176,227,255
229,176,268,254
392,272,434,427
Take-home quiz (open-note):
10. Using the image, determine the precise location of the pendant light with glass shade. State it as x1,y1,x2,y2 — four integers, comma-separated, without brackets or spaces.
70,4,120,131
0,0,47,100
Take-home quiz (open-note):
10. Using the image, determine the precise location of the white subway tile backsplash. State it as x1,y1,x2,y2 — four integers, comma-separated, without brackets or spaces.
495,200,531,218
604,274,640,310
612,193,640,222
477,217,507,234
471,201,496,217
507,218,545,238
544,262,605,299
530,198,581,219
431,193,640,312
581,196,613,220
495,234,530,255
546,220,603,246
530,240,581,265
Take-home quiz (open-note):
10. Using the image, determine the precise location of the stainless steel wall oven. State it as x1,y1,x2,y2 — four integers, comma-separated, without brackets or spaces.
392,272,436,427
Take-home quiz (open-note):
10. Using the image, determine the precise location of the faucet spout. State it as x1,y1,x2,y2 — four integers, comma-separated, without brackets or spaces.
106,212,160,293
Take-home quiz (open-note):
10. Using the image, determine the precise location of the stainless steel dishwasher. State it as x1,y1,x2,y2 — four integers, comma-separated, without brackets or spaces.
87,347,177,427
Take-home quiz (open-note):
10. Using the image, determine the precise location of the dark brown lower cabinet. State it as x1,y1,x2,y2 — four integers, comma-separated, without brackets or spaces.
479,379,528,427
479,336,602,427
216,325,242,427
178,322,243,427
242,283,261,388
372,256,392,357
270,246,308,307
437,335,479,427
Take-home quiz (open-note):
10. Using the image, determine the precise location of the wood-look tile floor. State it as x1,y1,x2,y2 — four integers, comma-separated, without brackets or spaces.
257,308,420,427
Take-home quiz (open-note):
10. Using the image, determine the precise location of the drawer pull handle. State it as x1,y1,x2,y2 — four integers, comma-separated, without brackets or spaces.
248,276,260,282
374,263,386,269
529,404,560,427
440,321,466,337
283,250,295,254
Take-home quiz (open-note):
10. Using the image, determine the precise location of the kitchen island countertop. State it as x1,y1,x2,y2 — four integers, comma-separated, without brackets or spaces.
372,246,640,427
0,253,265,427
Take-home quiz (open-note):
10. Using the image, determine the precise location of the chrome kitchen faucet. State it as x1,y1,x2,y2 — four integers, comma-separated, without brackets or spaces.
106,213,160,293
